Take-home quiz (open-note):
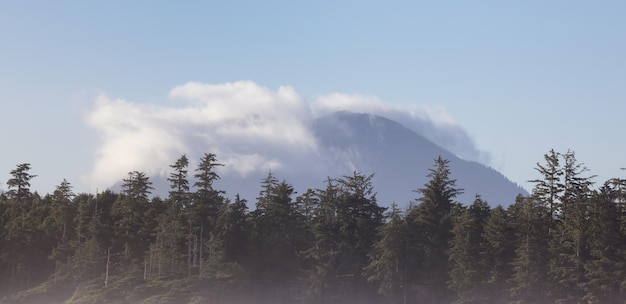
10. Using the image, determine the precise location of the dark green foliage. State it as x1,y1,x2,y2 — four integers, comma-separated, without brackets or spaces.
187,153,225,277
214,194,249,268
448,195,490,303
3,151,626,304
481,205,515,302
509,195,552,304
406,156,463,302
529,149,563,218
365,203,409,303
306,173,385,303
250,173,307,281
549,151,595,303
6,163,36,200
113,171,154,263
167,154,189,205
581,184,624,303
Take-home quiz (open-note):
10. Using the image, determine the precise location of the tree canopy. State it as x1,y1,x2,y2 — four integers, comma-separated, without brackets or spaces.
1,150,626,304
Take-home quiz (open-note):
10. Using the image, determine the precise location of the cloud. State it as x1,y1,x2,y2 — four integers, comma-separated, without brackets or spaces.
85,81,317,189
85,81,489,190
312,93,492,164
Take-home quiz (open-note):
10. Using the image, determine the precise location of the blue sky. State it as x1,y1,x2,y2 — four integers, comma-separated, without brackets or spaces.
1,1,625,197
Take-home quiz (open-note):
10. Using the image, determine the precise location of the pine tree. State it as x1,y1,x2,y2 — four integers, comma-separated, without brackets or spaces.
45,179,77,284
529,149,563,218
250,173,306,282
481,205,515,302
214,194,250,269
407,156,463,302
71,191,117,284
335,172,385,281
147,155,190,279
549,151,595,303
305,172,384,303
448,195,490,303
306,177,341,301
113,171,154,266
296,188,319,229
509,195,552,304
188,153,225,277
581,183,623,303
168,154,190,206
365,203,409,304
6,163,36,200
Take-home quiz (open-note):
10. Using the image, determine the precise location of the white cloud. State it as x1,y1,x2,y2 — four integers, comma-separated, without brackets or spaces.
85,81,489,190
311,93,491,163
85,81,317,189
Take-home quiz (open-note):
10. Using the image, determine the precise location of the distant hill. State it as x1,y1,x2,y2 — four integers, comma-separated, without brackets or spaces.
310,111,527,207
140,111,527,207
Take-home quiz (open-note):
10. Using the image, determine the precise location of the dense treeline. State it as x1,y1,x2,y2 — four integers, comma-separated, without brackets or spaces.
1,150,625,304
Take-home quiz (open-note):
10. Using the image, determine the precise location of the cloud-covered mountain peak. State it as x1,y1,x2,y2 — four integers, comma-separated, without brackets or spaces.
311,111,526,206
86,81,524,206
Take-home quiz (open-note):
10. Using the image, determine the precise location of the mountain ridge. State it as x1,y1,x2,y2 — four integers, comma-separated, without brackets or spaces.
124,111,527,207
311,111,527,206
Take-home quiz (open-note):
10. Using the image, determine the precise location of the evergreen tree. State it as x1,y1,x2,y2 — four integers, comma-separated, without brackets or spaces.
250,173,306,282
71,191,116,284
146,155,191,279
296,188,319,229
528,149,563,219
6,163,36,200
188,153,225,276
306,173,384,303
509,195,552,304
481,205,515,303
581,183,624,303
113,171,154,266
448,195,490,303
365,203,409,304
45,179,77,284
306,177,341,301
335,172,385,282
168,154,190,206
214,194,250,269
407,156,462,302
549,151,595,303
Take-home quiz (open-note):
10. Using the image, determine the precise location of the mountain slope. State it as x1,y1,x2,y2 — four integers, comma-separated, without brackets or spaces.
142,111,527,207
311,111,527,206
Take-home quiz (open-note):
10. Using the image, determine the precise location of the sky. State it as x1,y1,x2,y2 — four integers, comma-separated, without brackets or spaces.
1,1,625,196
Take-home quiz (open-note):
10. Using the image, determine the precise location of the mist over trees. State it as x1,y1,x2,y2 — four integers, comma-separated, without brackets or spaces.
1,150,626,304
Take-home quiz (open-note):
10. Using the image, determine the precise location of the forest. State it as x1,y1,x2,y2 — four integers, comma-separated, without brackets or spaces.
0,149,625,304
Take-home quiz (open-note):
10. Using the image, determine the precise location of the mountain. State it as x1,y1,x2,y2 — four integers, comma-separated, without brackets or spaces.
310,111,527,206
142,111,527,207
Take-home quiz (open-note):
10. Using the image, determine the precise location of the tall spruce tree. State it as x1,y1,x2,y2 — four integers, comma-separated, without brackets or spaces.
45,179,77,283
481,205,515,303
365,203,409,304
581,183,624,303
549,150,595,303
188,153,224,276
250,173,306,282
214,194,250,269
113,171,154,266
407,156,462,302
306,177,341,301
168,154,190,206
306,173,384,303
448,195,490,303
529,149,563,219
6,163,36,201
509,195,552,304
148,155,191,279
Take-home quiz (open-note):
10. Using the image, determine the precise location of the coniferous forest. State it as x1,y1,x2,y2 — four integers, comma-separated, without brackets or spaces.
1,150,626,304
